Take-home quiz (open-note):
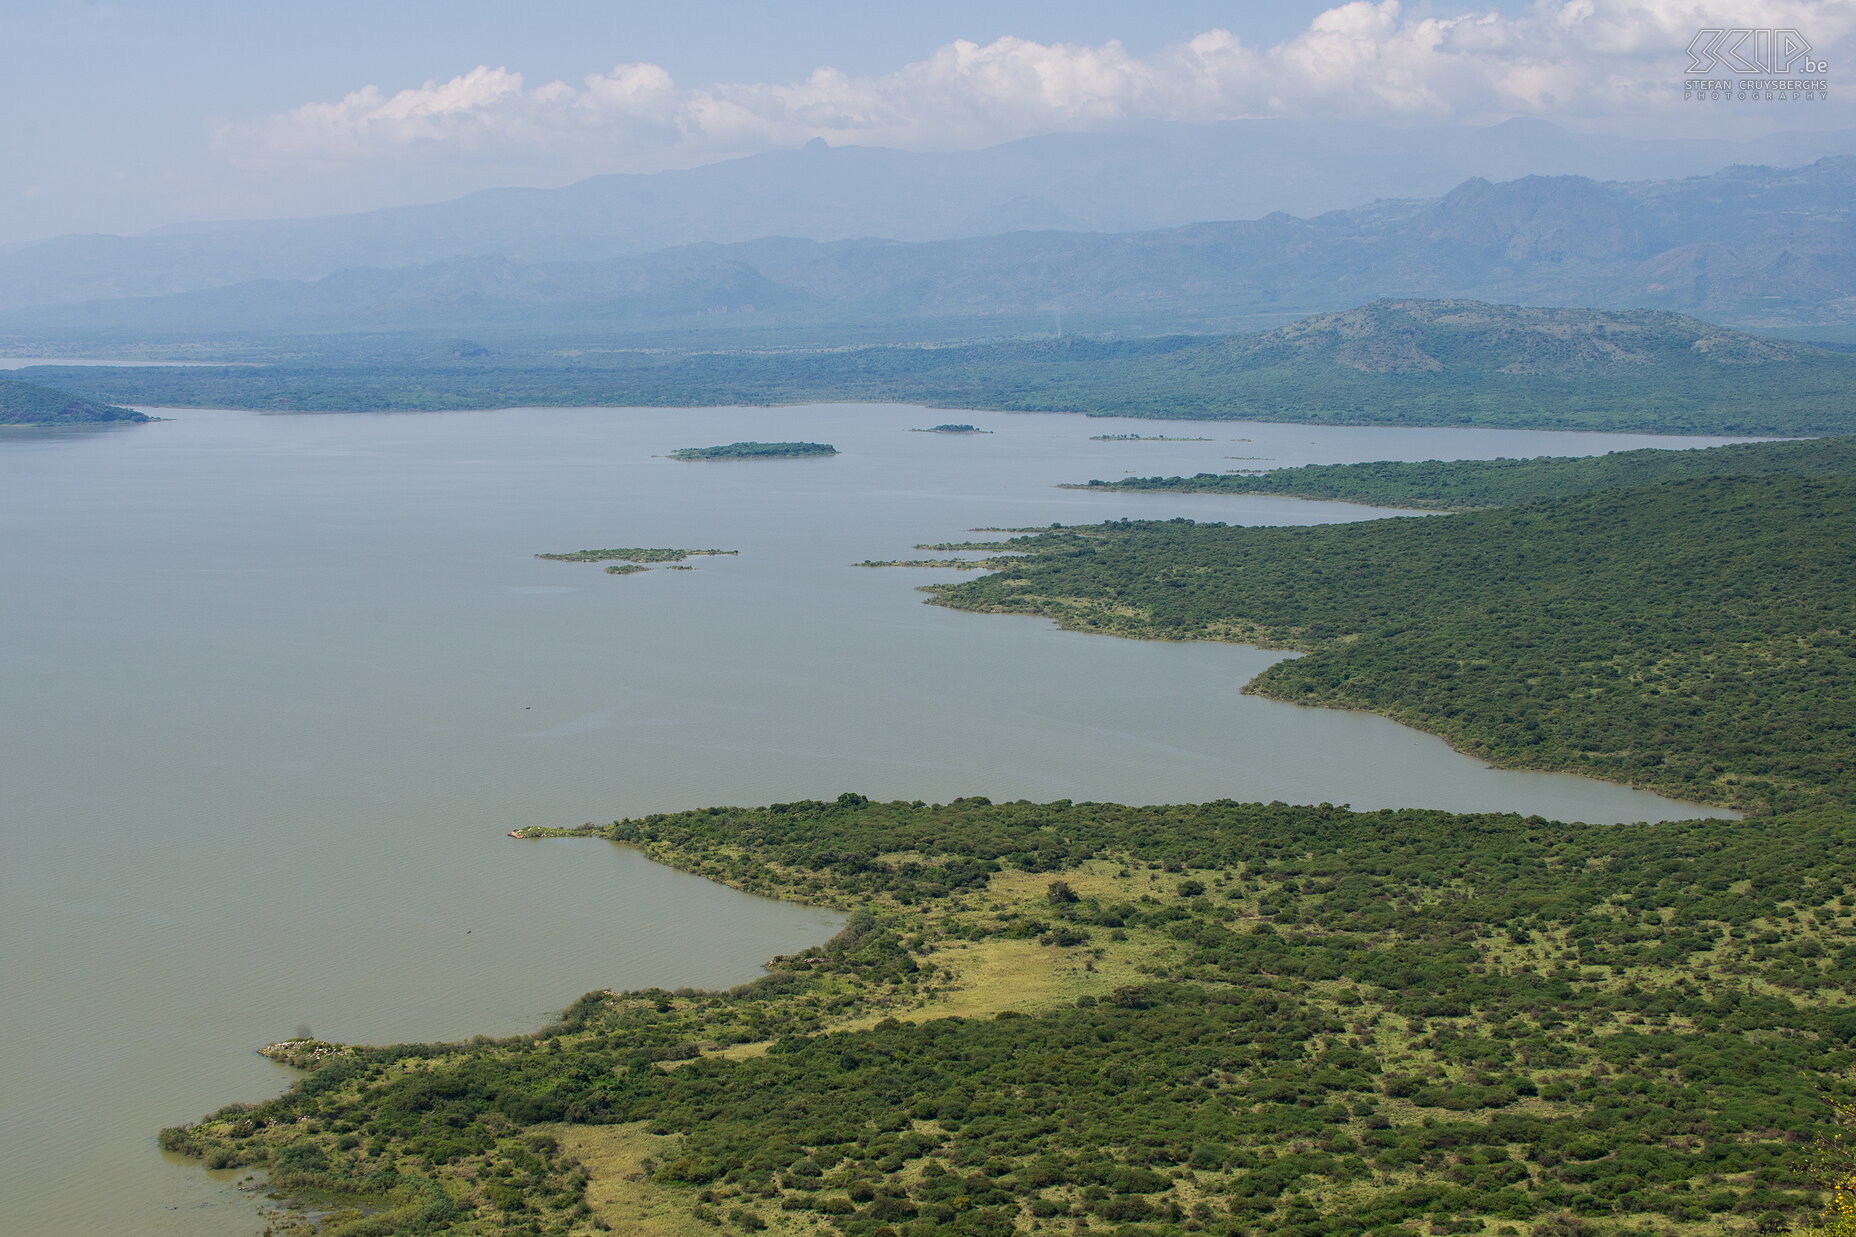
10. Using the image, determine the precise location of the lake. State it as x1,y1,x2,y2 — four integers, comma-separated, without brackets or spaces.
0,357,226,369
0,403,1742,1236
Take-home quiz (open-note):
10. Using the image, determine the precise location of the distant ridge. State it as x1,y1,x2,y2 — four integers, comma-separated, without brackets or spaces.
6,118,1854,307
7,157,1855,343
25,299,1856,437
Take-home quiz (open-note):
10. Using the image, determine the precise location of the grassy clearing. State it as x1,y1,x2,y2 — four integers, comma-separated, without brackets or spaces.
548,1124,708,1237
705,863,1163,1062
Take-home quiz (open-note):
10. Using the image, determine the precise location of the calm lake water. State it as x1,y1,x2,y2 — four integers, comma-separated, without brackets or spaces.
0,357,221,368
0,404,1741,1236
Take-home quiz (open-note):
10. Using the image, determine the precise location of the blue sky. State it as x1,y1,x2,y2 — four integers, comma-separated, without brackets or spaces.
3,0,1848,244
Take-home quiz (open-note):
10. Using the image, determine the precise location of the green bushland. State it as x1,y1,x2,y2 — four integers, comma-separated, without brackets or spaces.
916,424,989,434
165,794,1856,1236
851,559,1010,570
930,475,1856,815
161,454,1856,1236
670,442,838,460
1078,435,1856,510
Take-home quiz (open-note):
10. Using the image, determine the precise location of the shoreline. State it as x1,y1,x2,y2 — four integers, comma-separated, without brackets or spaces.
920,586,1742,819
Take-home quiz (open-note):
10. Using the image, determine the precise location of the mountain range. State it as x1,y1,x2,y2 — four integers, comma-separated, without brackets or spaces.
8,155,1856,345
4,118,1856,317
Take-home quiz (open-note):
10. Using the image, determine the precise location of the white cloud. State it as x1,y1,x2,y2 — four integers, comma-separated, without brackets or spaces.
220,0,1856,170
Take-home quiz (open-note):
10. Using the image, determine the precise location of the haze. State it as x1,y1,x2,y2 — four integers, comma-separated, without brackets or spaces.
8,0,1855,246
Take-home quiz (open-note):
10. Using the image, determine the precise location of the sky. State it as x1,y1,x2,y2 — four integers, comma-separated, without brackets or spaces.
3,0,1853,246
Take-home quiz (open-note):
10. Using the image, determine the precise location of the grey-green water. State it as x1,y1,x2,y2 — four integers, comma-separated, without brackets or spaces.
0,357,217,368
0,404,1740,1236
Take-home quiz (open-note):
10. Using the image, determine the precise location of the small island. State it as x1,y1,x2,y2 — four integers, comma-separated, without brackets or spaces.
669,441,837,460
536,547,739,575
911,423,991,434
0,378,149,426
1089,433,1212,441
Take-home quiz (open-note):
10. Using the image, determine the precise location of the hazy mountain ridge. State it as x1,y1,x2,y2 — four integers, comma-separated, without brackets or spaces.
5,119,1856,313
9,156,1856,342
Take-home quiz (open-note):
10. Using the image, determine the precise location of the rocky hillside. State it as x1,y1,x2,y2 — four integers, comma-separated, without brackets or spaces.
1219,299,1814,376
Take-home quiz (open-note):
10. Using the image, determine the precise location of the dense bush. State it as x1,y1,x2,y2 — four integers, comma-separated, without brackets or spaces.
935,475,1856,813
1083,434,1856,510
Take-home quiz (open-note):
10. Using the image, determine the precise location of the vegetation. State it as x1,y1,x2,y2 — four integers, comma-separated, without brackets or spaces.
1091,435,1213,442
165,794,1856,1236
536,548,738,578
1077,435,1856,510
670,442,839,461
916,424,989,434
1803,1098,1856,1237
928,475,1856,815
24,301,1856,436
0,376,147,425
161,445,1856,1236
851,559,1010,570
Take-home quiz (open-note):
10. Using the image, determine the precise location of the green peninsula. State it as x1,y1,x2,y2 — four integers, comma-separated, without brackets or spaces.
164,792,1856,1237
0,377,148,426
670,441,837,461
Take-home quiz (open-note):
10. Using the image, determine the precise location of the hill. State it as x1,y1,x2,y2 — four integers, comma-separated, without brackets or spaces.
25,300,1856,437
0,378,147,426
1082,431,1856,510
1039,299,1856,432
